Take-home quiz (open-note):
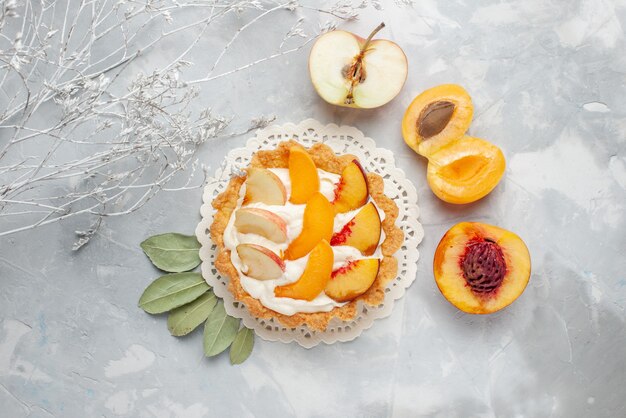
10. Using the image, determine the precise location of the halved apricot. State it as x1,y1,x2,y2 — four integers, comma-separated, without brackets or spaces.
402,84,473,158
433,222,531,314
426,136,505,204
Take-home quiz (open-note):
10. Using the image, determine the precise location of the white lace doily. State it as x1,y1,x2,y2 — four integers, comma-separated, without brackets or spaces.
196,119,423,348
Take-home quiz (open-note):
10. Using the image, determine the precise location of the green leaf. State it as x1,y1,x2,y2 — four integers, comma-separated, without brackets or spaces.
229,327,254,365
203,301,240,357
167,291,218,336
140,233,201,273
139,272,209,314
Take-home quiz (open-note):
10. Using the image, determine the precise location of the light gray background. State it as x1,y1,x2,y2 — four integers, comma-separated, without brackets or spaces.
1,1,625,417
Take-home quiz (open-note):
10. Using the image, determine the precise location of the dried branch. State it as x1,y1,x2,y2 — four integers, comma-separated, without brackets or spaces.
0,0,368,247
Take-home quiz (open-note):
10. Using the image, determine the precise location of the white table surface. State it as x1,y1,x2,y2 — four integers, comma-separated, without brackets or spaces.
1,1,625,417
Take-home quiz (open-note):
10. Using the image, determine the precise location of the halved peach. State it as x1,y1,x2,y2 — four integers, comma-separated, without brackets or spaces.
330,202,381,256
427,136,505,204
234,208,287,243
284,192,334,260
325,258,380,302
243,167,287,206
433,222,531,314
275,240,334,301
402,84,473,158
289,146,319,204
332,159,369,213
237,244,286,281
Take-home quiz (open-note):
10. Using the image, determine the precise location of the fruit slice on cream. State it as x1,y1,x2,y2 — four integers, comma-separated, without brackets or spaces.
237,244,285,281
284,192,334,260
309,23,408,109
289,146,320,204
243,167,287,206
234,208,288,243
325,258,380,302
433,222,531,314
331,202,381,256
275,240,334,301
332,159,368,213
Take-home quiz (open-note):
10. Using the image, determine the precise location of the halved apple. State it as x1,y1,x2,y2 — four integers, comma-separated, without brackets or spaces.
330,202,381,256
284,192,334,260
236,244,285,281
234,208,287,243
243,168,286,206
275,240,334,301
325,259,380,302
332,159,368,213
309,23,408,109
289,146,319,204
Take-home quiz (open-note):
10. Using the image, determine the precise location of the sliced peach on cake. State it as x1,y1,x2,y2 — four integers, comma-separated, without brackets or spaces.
426,136,505,204
433,222,531,314
330,202,381,256
284,192,334,260
237,244,285,281
234,208,287,243
332,159,369,213
289,146,319,204
243,167,286,206
402,84,473,158
325,259,380,302
275,240,334,301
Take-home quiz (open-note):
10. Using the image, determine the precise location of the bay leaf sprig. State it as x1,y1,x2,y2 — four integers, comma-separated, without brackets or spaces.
204,300,241,357
138,231,255,365
168,291,218,336
139,272,209,314
140,233,201,273
230,327,255,365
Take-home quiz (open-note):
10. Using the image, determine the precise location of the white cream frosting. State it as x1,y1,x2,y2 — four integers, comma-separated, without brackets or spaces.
223,168,386,316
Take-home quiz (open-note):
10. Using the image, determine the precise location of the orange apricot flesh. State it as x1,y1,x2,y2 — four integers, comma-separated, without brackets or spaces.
402,84,473,158
433,222,531,314
284,192,334,260
289,146,319,204
426,136,505,204
275,240,334,301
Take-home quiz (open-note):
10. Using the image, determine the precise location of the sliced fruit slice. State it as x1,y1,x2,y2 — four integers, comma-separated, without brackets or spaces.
433,222,531,314
426,136,505,204
402,84,473,158
234,208,287,243
274,240,334,301
236,244,285,281
284,192,334,260
243,167,286,206
325,258,380,302
330,202,381,256
289,146,319,204
332,159,369,213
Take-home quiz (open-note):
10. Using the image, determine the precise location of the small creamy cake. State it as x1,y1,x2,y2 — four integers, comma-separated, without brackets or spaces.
211,141,403,331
